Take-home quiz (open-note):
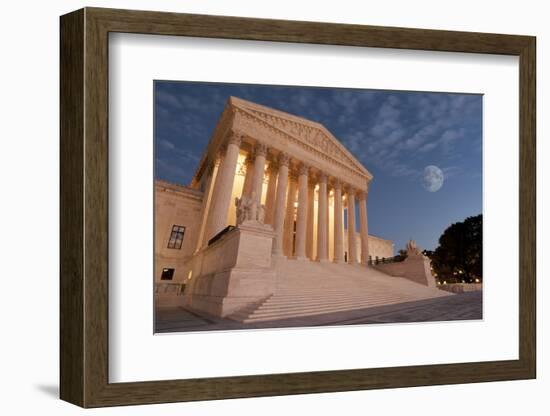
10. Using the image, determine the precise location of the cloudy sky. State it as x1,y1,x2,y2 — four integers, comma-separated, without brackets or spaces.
155,81,482,251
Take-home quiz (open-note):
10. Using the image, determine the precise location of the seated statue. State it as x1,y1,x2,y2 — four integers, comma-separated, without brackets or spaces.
406,239,422,256
235,193,265,225
235,196,246,225
257,204,265,223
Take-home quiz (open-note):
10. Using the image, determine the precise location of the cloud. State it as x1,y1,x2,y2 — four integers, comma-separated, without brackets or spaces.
159,139,175,150
154,83,481,185
441,165,461,179
157,138,200,165
418,141,438,153
336,93,480,179
155,158,192,183
155,86,226,115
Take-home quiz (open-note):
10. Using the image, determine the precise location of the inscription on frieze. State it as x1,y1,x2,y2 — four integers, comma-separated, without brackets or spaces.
235,107,366,177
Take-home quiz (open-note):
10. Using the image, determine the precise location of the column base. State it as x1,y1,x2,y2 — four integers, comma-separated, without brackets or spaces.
295,256,309,261
317,258,330,263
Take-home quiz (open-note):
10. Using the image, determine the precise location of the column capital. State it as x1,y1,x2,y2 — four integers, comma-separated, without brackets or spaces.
347,186,356,196
357,191,367,201
333,179,342,190
318,172,328,183
228,131,244,146
254,142,268,157
213,154,223,169
267,161,279,174
298,163,309,176
278,152,290,167
244,153,254,165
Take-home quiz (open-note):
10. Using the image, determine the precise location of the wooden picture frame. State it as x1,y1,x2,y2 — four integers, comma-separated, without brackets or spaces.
60,7,536,408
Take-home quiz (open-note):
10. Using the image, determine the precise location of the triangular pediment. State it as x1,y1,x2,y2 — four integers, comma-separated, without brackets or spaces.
229,97,371,179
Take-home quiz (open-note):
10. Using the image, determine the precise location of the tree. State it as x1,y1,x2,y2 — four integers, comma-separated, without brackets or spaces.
396,249,408,261
431,214,482,283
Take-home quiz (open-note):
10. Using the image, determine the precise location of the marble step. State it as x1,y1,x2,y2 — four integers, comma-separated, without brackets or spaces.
274,287,380,292
261,293,410,307
230,291,444,322
269,293,398,302
238,298,425,322
226,260,450,323
273,288,441,298
255,296,412,313
275,281,418,289
243,294,432,316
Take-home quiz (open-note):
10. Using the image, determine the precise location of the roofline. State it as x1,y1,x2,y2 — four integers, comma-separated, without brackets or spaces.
228,96,373,181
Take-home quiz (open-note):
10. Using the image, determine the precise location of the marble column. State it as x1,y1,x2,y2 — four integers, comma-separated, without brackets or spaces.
272,153,290,256
359,190,370,266
333,180,344,263
241,154,254,198
347,188,357,265
294,164,309,260
204,132,242,243
250,143,267,208
306,182,315,260
283,174,298,257
264,163,278,225
194,163,216,252
316,173,329,262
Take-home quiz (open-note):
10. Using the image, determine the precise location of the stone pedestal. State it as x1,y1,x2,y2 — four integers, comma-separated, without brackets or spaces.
183,220,276,317
373,253,437,288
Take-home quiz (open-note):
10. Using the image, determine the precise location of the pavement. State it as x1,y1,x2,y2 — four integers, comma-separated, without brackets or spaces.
155,291,482,333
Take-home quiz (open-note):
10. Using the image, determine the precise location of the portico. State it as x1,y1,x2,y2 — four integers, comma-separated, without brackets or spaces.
193,96,372,265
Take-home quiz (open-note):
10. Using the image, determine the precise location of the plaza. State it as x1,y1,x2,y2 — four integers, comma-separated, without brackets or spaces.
155,292,482,333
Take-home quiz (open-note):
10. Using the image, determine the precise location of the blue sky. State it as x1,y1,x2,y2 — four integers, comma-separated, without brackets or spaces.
154,81,482,251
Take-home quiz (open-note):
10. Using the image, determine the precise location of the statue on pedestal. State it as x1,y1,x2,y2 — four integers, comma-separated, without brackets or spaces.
235,196,247,225
235,192,266,225
257,203,265,223
406,239,423,256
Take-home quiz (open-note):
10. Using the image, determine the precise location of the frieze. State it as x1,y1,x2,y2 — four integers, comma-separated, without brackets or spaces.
234,110,367,188
233,106,369,184
242,107,364,173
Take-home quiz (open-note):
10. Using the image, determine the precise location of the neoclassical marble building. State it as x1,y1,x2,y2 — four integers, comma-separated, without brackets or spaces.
155,97,445,320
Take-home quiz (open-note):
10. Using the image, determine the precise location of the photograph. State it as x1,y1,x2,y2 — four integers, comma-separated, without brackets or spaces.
153,81,483,333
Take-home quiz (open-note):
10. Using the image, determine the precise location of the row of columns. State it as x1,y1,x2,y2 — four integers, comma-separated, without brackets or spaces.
202,132,370,265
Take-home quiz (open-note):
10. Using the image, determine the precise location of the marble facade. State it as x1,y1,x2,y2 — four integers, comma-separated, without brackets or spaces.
154,97,431,316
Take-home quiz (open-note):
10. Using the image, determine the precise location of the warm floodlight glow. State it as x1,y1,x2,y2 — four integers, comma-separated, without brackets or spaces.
235,153,247,176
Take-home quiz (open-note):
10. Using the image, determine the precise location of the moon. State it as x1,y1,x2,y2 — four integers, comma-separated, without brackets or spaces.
423,165,444,192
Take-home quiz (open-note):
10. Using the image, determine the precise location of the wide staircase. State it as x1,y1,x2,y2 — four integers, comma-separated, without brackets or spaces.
228,259,452,323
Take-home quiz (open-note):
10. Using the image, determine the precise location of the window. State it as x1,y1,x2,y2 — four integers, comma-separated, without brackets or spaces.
167,225,185,249
161,268,175,280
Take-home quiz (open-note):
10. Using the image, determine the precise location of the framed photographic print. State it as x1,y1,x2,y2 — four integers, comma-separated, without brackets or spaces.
60,7,536,408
